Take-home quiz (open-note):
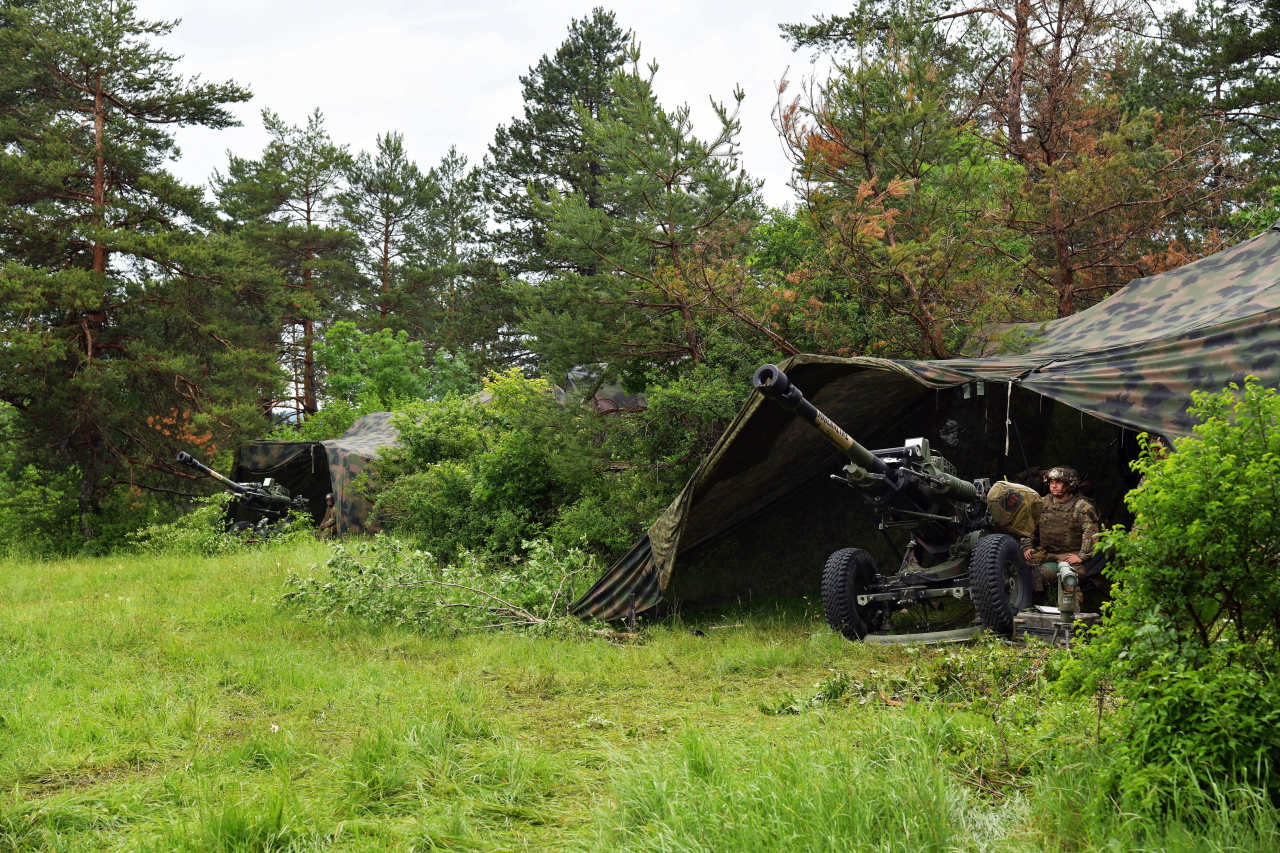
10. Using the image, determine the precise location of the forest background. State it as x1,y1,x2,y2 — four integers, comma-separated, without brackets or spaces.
2,0,1279,557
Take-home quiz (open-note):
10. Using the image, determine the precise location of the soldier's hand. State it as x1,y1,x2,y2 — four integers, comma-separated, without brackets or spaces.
1065,553,1082,565
1023,548,1034,562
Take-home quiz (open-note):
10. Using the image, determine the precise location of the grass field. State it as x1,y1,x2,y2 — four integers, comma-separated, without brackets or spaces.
2,542,1277,851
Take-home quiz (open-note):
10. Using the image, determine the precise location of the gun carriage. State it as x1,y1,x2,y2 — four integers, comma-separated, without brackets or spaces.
752,364,1035,642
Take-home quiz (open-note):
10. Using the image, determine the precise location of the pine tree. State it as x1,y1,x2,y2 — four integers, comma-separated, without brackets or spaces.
412,146,515,367
524,61,767,382
1126,0,1280,206
337,130,436,321
783,0,1232,319
214,109,360,417
484,7,630,277
0,0,280,540
778,18,1032,358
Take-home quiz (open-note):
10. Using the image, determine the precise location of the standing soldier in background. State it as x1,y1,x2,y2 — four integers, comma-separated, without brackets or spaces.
1021,466,1101,591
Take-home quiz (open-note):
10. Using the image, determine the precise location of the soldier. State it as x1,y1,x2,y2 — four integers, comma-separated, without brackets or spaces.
317,492,337,540
1021,466,1101,589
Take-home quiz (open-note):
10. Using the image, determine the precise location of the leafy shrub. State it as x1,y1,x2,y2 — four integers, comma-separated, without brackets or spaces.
128,494,242,555
1062,379,1280,801
0,462,80,557
380,395,486,475
269,324,481,444
548,470,667,556
316,320,480,408
266,397,378,442
1104,648,1280,810
604,357,752,493
0,403,82,556
373,370,648,561
280,536,597,633
128,494,313,556
373,463,478,560
369,359,759,564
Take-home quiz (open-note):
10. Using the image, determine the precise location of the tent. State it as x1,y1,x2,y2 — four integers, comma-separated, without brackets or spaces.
231,412,399,535
573,224,1280,621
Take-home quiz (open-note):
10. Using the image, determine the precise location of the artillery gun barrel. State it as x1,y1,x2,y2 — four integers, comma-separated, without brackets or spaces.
752,364,891,480
752,364,979,506
175,451,247,494
917,466,980,504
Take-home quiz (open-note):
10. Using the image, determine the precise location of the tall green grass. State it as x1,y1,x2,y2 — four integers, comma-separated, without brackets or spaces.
599,716,972,851
593,713,1280,852
2,543,1277,851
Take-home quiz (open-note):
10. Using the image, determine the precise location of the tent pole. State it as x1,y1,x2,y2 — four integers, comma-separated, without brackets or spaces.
1004,381,1013,457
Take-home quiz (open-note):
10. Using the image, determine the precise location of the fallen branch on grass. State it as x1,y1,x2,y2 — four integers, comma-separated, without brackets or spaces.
283,540,636,641
410,576,637,642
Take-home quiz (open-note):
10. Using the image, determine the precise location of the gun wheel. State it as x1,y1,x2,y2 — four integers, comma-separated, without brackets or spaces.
822,547,879,641
969,533,1032,637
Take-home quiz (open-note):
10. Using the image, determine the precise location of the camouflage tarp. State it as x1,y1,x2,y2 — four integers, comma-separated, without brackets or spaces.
231,412,399,535
573,224,1280,620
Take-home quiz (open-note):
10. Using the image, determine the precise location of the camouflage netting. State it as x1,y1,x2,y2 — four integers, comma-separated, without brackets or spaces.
231,412,399,535
574,224,1280,621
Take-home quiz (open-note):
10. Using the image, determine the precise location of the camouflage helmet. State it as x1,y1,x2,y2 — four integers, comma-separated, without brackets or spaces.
1045,466,1079,490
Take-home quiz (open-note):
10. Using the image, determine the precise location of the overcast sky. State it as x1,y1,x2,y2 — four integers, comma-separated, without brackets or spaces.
134,1,838,210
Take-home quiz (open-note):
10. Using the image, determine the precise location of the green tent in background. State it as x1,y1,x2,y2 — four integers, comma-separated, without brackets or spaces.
573,224,1280,622
231,412,398,536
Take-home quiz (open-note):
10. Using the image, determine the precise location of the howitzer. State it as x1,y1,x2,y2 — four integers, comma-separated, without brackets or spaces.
175,451,309,527
753,364,1035,642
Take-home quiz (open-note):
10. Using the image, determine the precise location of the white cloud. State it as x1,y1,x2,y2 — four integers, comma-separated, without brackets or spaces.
136,0,834,207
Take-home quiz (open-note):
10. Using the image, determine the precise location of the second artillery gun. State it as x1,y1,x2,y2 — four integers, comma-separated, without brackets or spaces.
176,451,311,533
752,364,1037,642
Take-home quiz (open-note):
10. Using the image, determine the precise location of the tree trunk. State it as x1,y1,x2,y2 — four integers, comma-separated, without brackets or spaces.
301,197,318,414
380,218,391,319
448,231,458,315
1006,0,1030,163
1051,198,1075,316
77,434,104,541
301,315,317,414
301,257,317,413
92,74,108,275
667,239,702,364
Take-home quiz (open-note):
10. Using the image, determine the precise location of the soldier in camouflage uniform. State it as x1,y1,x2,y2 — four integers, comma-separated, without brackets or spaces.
1021,466,1101,590
317,493,337,540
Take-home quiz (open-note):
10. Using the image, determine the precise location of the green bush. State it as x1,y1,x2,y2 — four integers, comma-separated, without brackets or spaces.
0,403,81,556
368,360,757,564
315,320,480,408
269,323,482,444
128,493,313,556
1107,648,1280,810
605,357,752,494
0,462,80,557
266,397,378,442
1062,379,1280,801
372,371,649,562
0,400,223,556
128,494,241,556
382,395,486,475
548,470,667,556
373,463,478,560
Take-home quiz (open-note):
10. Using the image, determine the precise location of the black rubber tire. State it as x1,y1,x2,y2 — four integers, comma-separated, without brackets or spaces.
821,547,878,640
969,533,1033,637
